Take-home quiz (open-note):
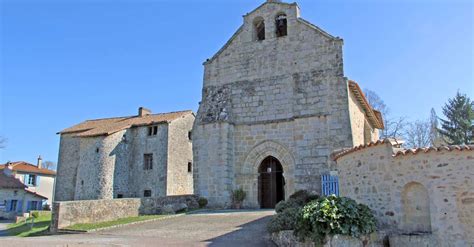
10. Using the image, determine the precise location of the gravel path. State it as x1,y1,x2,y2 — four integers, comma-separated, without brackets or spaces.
0,209,276,247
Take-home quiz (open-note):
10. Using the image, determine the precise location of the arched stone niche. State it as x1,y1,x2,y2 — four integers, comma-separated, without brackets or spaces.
401,182,432,233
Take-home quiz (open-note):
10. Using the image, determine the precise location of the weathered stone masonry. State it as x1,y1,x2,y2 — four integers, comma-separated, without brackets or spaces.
193,1,382,208
55,109,194,201
334,140,474,246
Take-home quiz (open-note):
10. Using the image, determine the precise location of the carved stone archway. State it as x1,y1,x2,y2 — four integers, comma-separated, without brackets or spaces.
239,140,295,208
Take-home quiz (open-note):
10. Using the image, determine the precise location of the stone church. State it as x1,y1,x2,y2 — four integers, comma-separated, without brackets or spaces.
193,0,384,208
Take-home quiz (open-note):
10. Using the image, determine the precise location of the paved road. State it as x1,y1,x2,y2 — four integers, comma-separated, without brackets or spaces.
0,220,14,236
0,210,276,247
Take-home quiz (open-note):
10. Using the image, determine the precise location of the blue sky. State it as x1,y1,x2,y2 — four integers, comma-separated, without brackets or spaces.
1,0,472,164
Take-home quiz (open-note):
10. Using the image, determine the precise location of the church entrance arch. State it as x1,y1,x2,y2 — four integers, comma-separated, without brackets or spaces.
258,156,285,208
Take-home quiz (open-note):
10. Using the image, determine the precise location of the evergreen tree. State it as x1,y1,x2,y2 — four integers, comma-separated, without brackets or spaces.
438,92,474,145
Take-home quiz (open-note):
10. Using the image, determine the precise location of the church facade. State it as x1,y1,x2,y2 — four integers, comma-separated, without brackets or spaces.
193,0,383,208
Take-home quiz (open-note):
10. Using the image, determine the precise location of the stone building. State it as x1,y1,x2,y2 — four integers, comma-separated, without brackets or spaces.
333,140,474,246
193,0,383,208
55,108,194,201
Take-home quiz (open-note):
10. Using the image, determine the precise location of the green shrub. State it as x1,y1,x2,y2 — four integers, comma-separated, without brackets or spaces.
294,195,377,245
275,199,299,213
267,206,302,233
198,197,208,208
288,190,319,205
231,187,246,203
31,212,39,219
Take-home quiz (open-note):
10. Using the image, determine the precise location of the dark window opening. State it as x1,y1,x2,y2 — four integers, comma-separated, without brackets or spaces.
144,190,152,197
254,18,265,41
188,162,192,173
144,153,153,170
117,194,123,198
276,14,287,37
148,126,158,136
81,180,84,186
27,174,37,186
188,131,192,141
96,147,100,153
10,200,18,211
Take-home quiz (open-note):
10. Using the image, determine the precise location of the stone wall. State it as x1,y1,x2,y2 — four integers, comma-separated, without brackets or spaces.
271,230,387,247
127,124,169,198
50,195,198,231
55,112,195,201
347,90,378,146
55,134,80,201
335,142,474,246
166,114,194,195
194,1,358,208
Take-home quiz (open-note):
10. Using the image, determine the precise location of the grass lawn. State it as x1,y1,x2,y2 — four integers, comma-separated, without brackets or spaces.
6,213,51,237
65,215,166,231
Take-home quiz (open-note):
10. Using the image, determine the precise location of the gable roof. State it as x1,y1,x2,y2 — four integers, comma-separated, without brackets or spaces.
59,110,193,137
0,162,56,176
204,1,341,65
348,80,384,129
0,172,27,189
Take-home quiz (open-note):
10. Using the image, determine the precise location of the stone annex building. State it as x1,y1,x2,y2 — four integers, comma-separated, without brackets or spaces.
193,0,383,208
55,108,194,201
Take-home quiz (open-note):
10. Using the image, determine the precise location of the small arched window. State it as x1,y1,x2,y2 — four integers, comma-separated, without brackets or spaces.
253,17,265,41
275,13,287,37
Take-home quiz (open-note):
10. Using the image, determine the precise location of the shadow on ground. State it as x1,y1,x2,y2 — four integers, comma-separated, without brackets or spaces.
203,213,276,247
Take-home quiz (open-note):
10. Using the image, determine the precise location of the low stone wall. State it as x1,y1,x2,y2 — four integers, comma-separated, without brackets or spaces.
50,195,198,232
389,234,438,247
271,230,387,247
335,142,474,246
140,195,199,215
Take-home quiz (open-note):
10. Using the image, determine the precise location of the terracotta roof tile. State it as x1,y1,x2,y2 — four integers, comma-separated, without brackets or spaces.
59,110,193,137
0,172,27,189
348,80,384,129
0,162,56,176
332,139,401,161
393,145,474,157
332,139,474,161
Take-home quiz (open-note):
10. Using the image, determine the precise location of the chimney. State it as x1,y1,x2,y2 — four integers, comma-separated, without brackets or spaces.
138,107,152,117
37,155,42,169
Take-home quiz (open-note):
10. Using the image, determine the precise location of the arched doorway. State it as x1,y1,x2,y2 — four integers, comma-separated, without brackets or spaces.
258,156,285,208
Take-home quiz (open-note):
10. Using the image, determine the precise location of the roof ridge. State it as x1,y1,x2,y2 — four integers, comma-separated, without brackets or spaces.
84,110,193,122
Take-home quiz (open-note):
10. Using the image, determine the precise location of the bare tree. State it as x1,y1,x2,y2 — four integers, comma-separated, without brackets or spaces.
0,136,6,149
42,161,57,171
364,89,406,139
404,120,431,148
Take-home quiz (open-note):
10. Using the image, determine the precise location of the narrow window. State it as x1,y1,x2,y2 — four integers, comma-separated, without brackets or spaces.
148,126,158,136
144,153,153,170
275,14,287,37
10,200,18,211
188,131,192,141
254,17,265,41
144,190,152,197
117,194,123,198
28,174,37,186
187,162,192,173
96,147,100,153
